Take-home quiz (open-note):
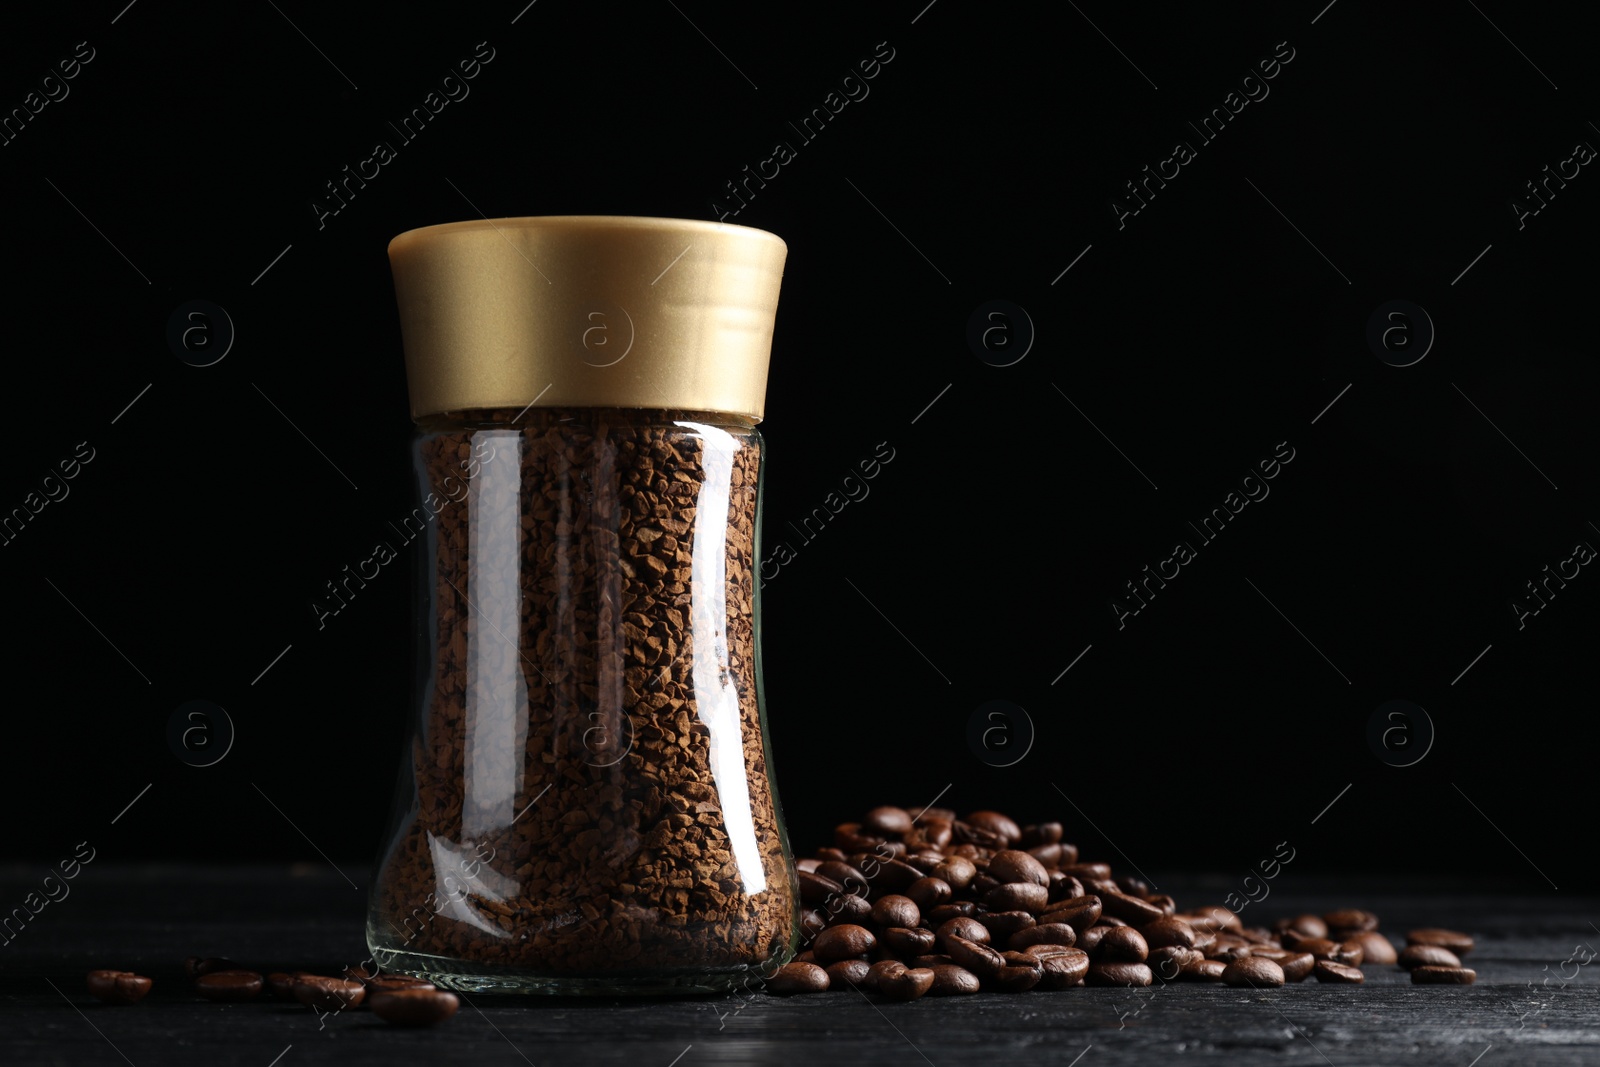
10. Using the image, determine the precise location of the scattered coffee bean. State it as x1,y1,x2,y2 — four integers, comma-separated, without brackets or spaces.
369,988,461,1026
882,927,936,957
1097,927,1149,963
1399,945,1462,970
86,970,152,1005
825,959,872,987
1323,909,1379,935
1314,961,1364,984
195,971,264,1002
871,896,921,930
863,807,914,836
1087,962,1153,987
1349,931,1398,966
988,850,1049,887
1010,924,1076,950
1411,965,1476,985
928,963,982,995
936,917,990,951
768,962,830,995
1179,959,1228,982
368,976,436,994
1142,917,1197,950
813,925,875,963
1223,957,1285,988
1406,928,1475,954
1278,953,1316,983
988,952,1044,993
946,936,1005,979
292,976,366,1013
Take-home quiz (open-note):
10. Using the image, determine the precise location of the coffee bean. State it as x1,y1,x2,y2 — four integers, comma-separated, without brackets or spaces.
1293,937,1339,959
265,972,298,1001
195,971,264,1001
1209,942,1254,963
342,964,378,984
882,927,936,957
965,811,1022,846
927,963,982,995
1239,926,1278,945
988,850,1049,887
1061,862,1113,881
936,917,990,951
1042,894,1102,933
912,819,954,851
185,957,240,978
945,935,1005,979
1284,914,1328,939
1009,923,1077,950
911,954,951,969
1406,928,1475,954
369,988,461,1026
814,924,876,962
1333,940,1366,967
1323,909,1379,934
815,861,868,892
293,976,366,1013
906,877,952,911
984,883,1048,913
1027,843,1064,867
800,909,828,938
794,950,816,963
368,976,436,994
824,894,873,925
876,963,936,1001
1077,926,1108,954
86,970,151,1005
768,962,830,995
931,857,976,891
975,910,1037,941
987,952,1044,993
1179,958,1228,982
1314,960,1364,984
825,959,872,987
1101,892,1166,926
1142,916,1197,950
1087,961,1153,987
1411,965,1475,985
1098,927,1149,963
1222,957,1285,988
1037,947,1091,989
1279,953,1316,983
1399,944,1461,970
799,871,845,906
1347,931,1396,966
1148,946,1202,981
863,806,914,836
870,895,921,929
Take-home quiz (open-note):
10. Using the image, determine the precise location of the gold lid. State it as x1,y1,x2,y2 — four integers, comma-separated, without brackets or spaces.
389,215,787,421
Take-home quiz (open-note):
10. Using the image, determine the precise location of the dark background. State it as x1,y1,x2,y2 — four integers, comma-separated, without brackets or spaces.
3,0,1595,897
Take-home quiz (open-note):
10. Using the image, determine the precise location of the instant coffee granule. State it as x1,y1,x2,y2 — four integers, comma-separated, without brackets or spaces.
371,407,795,982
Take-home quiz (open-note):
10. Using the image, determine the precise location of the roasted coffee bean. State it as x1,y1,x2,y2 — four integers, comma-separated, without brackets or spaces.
916,819,955,850
1239,926,1278,945
1047,873,1085,903
825,959,873,987
266,972,298,1001
1333,940,1366,967
952,822,1007,850
1083,877,1122,898
195,971,264,1001
871,895,921,929
768,962,830,994
1087,961,1153,987
911,954,952,969
368,976,435,994
1292,937,1339,959
903,850,946,873
867,859,924,894
293,976,366,1013
1182,906,1243,933
824,893,873,925
931,857,977,891
928,963,982,995
1179,958,1228,982
815,861,868,892
907,877,952,911
965,811,1022,846
985,883,1048,913
987,952,1043,993
1279,953,1316,983
976,911,1037,941
920,806,960,824
794,950,816,963
1037,947,1091,989
86,970,152,1005
1349,931,1398,966
1284,914,1328,939
1043,895,1102,932
1010,923,1077,950
1148,946,1203,981
800,908,828,939
342,964,379,984
971,874,1001,897
1411,965,1476,985
1101,892,1165,927
1222,957,1285,988
882,927,937,957
863,806,914,836
1097,926,1149,963
814,924,876,962
185,957,241,978
936,917,991,951
1142,916,1197,950
1209,942,1254,963
945,935,1005,979
1314,960,1364,984
1406,928,1475,954
1061,862,1113,882
1076,926,1108,955
1027,843,1064,867
1399,945,1461,970
369,988,460,1026
1323,909,1379,934
815,847,848,862
799,870,845,906
835,824,884,852
1021,822,1064,847
988,850,1049,887
1192,930,1217,955
876,963,936,1002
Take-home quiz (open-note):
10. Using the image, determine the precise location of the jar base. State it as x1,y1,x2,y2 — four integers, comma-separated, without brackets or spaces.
371,946,792,997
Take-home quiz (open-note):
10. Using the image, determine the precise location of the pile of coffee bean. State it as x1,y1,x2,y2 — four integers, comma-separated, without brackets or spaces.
766,806,1477,1000
370,409,793,981
84,956,460,1026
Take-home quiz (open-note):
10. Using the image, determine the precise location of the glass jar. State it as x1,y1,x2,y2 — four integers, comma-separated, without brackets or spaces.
367,217,799,994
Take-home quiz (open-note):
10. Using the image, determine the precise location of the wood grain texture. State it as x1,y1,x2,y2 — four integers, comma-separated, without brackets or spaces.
2,866,1596,1066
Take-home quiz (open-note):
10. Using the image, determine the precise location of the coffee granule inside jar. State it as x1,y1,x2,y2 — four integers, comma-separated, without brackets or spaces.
371,407,797,984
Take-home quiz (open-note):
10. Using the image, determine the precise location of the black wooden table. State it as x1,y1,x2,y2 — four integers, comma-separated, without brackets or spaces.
3,866,1596,1066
